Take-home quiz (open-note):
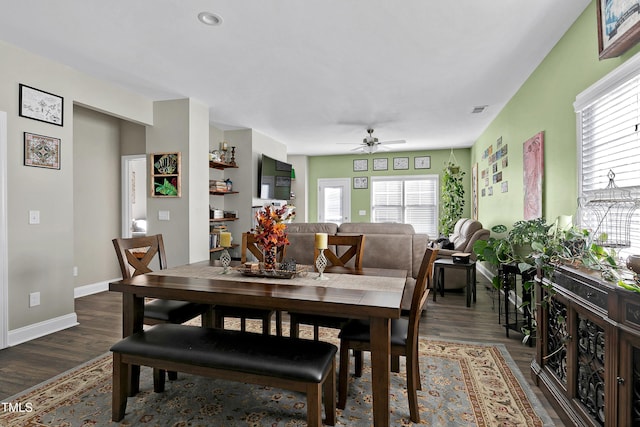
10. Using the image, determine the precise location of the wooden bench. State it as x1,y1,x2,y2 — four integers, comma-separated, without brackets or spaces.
110,323,337,426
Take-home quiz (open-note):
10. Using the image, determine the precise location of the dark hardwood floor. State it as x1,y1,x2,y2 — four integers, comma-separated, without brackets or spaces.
0,276,564,425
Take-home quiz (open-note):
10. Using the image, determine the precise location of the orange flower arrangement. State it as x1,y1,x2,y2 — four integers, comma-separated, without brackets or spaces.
253,204,295,252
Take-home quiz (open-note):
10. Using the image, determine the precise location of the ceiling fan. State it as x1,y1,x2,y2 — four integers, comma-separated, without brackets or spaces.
339,128,406,154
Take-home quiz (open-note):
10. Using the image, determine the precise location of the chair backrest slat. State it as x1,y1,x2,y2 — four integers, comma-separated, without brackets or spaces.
112,234,167,279
314,234,366,269
241,232,287,264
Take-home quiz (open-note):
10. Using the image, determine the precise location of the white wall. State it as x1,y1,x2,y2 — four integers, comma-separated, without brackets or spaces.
0,40,153,338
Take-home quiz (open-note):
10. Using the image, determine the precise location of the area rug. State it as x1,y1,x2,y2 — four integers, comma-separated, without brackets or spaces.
0,322,553,426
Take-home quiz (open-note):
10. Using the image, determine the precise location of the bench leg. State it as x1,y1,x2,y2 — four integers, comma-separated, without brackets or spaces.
112,353,128,422
306,383,323,427
323,358,337,426
290,316,300,338
129,364,140,396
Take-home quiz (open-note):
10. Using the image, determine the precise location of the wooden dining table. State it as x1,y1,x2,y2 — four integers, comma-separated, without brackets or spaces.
109,260,407,427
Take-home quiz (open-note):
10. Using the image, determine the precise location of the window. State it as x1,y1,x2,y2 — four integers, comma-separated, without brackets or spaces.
371,175,438,236
575,53,640,257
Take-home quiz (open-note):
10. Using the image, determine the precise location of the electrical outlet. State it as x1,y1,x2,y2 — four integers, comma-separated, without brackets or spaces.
29,292,40,307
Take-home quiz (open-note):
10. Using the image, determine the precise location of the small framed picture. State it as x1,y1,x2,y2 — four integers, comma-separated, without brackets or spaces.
24,132,60,169
393,157,409,170
19,84,64,126
414,156,430,169
353,159,368,172
353,176,368,189
373,158,388,171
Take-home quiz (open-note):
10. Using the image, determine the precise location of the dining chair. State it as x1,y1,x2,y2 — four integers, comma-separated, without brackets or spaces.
289,234,366,340
213,232,286,336
112,234,211,383
337,247,438,423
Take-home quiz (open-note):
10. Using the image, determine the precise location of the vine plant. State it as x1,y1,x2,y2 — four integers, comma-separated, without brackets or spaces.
439,161,465,236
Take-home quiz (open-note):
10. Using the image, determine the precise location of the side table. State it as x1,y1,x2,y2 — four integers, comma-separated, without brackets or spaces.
433,258,477,307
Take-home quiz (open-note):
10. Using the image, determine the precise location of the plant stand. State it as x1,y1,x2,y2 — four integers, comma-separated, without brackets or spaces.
498,263,534,346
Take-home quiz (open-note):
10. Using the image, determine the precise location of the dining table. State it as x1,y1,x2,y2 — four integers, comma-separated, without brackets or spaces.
109,260,407,427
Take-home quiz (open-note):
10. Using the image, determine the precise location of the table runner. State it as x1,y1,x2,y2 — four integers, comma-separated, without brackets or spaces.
149,264,405,293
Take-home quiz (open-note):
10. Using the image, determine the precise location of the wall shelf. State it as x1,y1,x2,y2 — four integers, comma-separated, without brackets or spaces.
210,190,239,196
209,160,238,170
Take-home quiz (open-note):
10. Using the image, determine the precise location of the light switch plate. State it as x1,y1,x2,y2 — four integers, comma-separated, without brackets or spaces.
158,210,170,221
359,210,366,216
29,210,40,224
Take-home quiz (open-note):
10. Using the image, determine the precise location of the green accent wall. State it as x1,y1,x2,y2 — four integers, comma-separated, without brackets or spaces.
471,1,640,232
308,149,470,230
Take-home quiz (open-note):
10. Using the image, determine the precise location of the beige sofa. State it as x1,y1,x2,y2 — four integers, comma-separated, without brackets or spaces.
284,222,430,311
434,218,490,289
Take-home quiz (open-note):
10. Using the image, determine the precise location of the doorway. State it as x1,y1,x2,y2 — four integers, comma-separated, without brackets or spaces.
121,155,147,238
0,111,7,349
318,178,351,225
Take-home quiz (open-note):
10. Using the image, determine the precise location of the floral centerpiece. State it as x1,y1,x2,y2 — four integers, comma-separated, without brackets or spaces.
253,204,295,270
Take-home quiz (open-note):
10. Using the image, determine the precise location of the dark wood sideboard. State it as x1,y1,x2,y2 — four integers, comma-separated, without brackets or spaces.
532,264,640,427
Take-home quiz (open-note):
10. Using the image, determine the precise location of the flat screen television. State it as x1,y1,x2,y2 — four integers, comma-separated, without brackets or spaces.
258,154,292,200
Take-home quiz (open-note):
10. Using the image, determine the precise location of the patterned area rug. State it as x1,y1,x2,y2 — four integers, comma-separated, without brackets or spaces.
1,321,552,426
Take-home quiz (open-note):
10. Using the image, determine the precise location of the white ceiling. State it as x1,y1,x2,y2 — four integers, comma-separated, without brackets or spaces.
0,1,591,155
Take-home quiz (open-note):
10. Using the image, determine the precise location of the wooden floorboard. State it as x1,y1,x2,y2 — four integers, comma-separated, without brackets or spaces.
0,278,565,425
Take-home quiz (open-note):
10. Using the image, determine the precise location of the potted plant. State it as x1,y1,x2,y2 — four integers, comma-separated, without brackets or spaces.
439,161,465,236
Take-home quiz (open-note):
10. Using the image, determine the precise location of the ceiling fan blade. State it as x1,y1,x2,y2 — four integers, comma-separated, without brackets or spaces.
379,139,406,145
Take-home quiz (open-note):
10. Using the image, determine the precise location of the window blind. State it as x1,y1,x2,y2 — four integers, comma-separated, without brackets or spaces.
576,63,640,257
371,176,438,236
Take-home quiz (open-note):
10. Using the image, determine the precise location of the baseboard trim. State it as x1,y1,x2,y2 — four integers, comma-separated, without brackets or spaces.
8,312,78,347
74,279,115,298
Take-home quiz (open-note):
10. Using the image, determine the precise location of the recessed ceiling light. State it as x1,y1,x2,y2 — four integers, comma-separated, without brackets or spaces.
198,11,223,26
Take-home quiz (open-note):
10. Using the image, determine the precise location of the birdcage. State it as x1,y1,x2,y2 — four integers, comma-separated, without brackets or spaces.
578,170,640,248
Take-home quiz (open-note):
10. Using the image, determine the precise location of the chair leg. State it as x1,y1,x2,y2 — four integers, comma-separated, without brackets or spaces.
130,365,140,396
406,354,420,423
337,341,350,409
290,315,300,338
324,358,337,426
167,370,178,381
391,355,400,373
153,368,166,393
354,350,363,377
313,324,320,341
275,311,282,336
240,317,247,332
261,315,271,335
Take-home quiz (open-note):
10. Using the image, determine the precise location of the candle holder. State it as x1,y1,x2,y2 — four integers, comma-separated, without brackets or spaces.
315,249,329,280
220,248,231,274
229,146,237,166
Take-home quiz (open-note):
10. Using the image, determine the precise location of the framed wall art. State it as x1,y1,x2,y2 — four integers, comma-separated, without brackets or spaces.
353,159,368,172
393,157,409,170
373,158,388,171
414,156,431,169
353,176,368,189
19,84,64,126
597,0,640,59
24,132,60,169
151,152,181,197
523,131,544,220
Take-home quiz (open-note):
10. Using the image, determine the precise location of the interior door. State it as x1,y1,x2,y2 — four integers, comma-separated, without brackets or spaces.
318,178,350,225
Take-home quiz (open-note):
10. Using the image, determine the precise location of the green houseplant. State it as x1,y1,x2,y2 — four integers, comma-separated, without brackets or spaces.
439,161,465,236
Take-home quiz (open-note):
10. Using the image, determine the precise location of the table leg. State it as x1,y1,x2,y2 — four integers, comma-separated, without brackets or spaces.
466,268,471,307
370,317,391,427
432,265,439,301
472,266,477,303
122,294,144,395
